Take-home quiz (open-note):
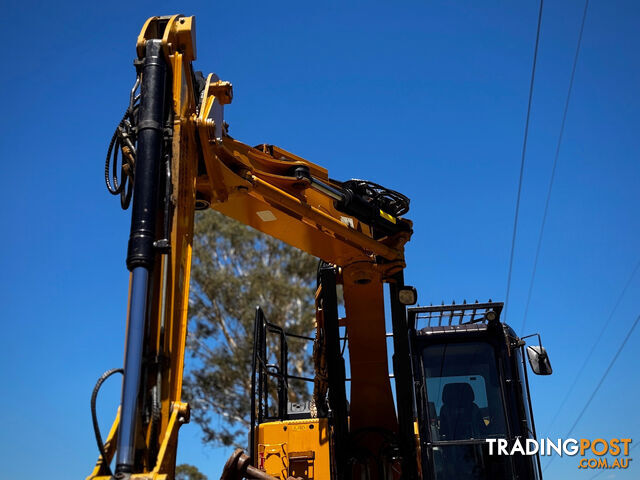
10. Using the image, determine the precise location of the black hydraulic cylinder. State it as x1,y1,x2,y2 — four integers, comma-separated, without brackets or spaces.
116,39,167,475
126,41,166,271
389,271,419,480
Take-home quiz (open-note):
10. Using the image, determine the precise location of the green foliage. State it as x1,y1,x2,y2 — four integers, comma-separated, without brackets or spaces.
175,464,207,480
183,210,318,447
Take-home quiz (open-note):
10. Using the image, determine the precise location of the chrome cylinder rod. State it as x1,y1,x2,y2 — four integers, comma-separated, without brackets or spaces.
115,266,150,471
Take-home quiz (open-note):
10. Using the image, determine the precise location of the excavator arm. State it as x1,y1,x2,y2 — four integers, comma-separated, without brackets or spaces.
89,15,418,480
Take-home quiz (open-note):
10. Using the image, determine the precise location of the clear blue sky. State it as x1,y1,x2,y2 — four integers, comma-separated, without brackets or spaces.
1,1,639,479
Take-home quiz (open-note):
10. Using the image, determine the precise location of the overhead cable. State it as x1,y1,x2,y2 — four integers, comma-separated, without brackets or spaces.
544,312,640,472
521,0,590,333
544,257,640,433
504,0,545,322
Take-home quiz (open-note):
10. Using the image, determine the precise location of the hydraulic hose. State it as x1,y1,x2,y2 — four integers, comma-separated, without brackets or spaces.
91,368,124,477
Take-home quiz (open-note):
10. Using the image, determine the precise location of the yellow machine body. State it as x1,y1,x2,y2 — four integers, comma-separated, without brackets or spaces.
256,419,331,480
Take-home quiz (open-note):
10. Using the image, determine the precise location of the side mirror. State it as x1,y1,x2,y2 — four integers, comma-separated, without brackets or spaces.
526,345,552,375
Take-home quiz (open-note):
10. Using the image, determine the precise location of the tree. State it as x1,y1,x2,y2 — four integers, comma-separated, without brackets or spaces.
183,209,318,447
175,464,207,480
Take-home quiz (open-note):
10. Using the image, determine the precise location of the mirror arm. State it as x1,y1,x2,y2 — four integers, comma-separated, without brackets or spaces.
520,332,543,348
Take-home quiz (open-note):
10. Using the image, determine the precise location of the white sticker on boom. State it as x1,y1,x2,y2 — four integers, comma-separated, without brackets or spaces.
257,210,277,222
340,216,355,228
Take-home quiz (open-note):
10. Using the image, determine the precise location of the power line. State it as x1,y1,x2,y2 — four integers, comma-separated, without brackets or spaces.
544,258,640,434
564,313,640,436
504,0,545,322
521,0,590,334
589,441,639,479
543,312,640,473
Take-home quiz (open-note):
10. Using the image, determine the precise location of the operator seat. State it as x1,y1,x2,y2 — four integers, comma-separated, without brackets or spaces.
439,382,486,440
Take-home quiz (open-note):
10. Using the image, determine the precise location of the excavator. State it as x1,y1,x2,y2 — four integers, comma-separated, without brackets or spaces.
88,15,553,480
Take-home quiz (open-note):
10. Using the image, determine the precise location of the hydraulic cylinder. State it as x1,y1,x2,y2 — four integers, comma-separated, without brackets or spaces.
115,38,167,475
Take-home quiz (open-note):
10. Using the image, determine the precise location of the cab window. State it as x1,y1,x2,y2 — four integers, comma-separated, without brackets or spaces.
421,342,507,441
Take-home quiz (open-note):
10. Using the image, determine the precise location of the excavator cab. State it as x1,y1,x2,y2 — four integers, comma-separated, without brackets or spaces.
409,302,551,480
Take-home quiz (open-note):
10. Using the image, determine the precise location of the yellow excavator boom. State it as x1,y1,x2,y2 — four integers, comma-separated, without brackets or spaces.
89,14,418,480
